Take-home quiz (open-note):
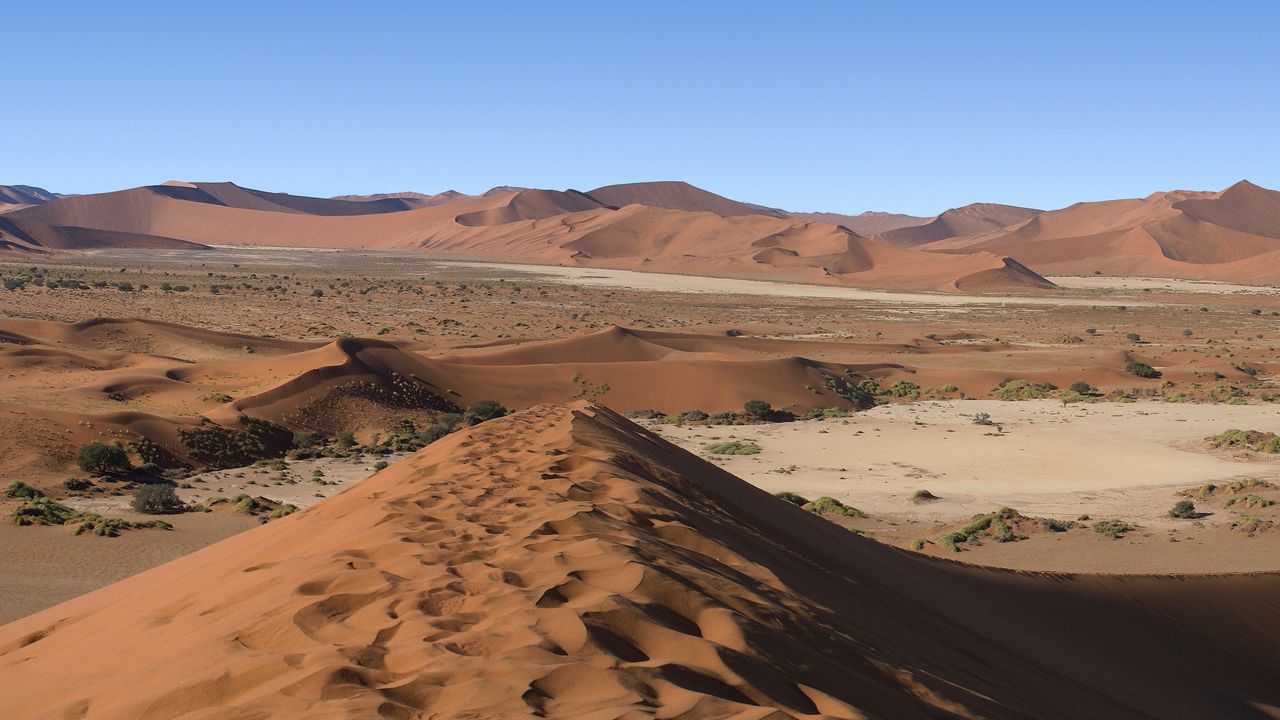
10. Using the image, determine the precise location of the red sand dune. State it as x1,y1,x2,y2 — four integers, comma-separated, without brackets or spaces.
877,203,1042,247
0,181,1051,292
587,180,788,218
1,403,1277,718
923,181,1280,281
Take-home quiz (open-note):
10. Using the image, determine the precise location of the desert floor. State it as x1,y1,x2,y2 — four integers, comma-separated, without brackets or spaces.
3,248,1280,621
652,399,1280,572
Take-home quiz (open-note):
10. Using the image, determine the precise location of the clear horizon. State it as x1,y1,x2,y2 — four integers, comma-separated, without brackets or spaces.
7,1,1278,216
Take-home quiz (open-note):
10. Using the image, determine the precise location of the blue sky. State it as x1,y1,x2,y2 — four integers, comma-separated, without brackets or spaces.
7,2,1278,215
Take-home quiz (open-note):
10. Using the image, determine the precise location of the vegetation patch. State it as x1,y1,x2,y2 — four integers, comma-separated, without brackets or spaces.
938,507,1027,551
177,417,294,469
703,441,761,455
1092,519,1134,539
11,497,171,537
804,496,867,518
1207,429,1280,453
991,379,1056,400
773,491,810,506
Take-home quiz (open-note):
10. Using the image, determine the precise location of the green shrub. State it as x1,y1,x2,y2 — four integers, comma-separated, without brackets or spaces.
1069,381,1094,395
62,478,93,491
682,409,710,422
806,496,867,518
1168,500,1197,518
992,379,1055,400
704,441,761,455
1092,520,1133,539
177,418,293,469
891,381,920,398
743,400,772,419
1126,361,1160,378
373,460,389,471
4,480,42,499
130,485,185,514
76,443,132,475
465,399,508,424
774,491,810,506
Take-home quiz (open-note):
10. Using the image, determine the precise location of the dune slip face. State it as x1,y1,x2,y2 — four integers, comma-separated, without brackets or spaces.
2,403,1280,719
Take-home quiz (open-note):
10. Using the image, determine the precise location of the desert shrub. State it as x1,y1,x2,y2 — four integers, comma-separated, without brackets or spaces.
373,460,389,471
822,374,878,409
941,384,959,393
130,485,185,514
625,409,666,420
62,478,93,491
465,399,508,424
991,379,1055,400
890,381,920,398
177,418,293,469
292,431,325,449
1207,429,1280,453
774,491,810,506
311,288,324,297
806,496,867,518
267,504,299,519
743,400,772,419
1040,518,1076,532
972,412,995,426
1069,381,1094,395
76,443,132,476
1125,333,1141,342
5,480,42,499
1126,361,1160,378
704,441,761,455
335,431,356,449
1224,494,1276,509
938,508,1024,551
1092,520,1133,539
1168,500,1197,519
913,489,939,501
682,409,710,422
910,538,927,551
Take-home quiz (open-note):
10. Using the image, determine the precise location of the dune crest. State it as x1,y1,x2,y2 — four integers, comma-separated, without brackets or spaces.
2,403,1279,718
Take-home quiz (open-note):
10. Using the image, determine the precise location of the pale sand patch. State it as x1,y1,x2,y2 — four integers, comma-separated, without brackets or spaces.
649,400,1280,526
1048,275,1280,294
434,260,1153,308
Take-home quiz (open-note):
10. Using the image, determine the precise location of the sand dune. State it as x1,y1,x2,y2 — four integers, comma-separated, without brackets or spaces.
924,181,1280,280
877,202,1042,246
1,181,1052,292
587,180,787,218
1,403,1277,718
10,178,1280,284
785,209,932,235
0,184,58,213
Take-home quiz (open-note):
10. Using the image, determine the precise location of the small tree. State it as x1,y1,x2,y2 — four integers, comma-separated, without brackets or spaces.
1125,332,1141,342
1169,500,1197,519
1069,381,1094,395
77,443,132,476
130,485,185,514
743,400,772,419
465,400,508,424
1126,361,1160,379
335,431,356,449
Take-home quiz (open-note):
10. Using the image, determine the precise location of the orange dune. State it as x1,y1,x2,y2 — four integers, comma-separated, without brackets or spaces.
587,180,788,218
877,202,1041,246
1,181,1052,292
1,403,1277,719
923,181,1280,280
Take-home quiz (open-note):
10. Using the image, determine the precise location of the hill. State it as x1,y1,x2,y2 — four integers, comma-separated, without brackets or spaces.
587,180,788,218
1,403,1277,718
877,203,1042,246
923,181,1280,281
1,182,1048,292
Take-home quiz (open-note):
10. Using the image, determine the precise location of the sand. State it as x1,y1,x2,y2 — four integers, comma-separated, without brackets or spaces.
2,404,1279,719
652,399,1280,521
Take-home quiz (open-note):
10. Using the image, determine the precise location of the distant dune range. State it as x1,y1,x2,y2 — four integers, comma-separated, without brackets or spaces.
1,317,1261,488
0,180,1050,292
1,402,1278,718
5,178,1280,286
